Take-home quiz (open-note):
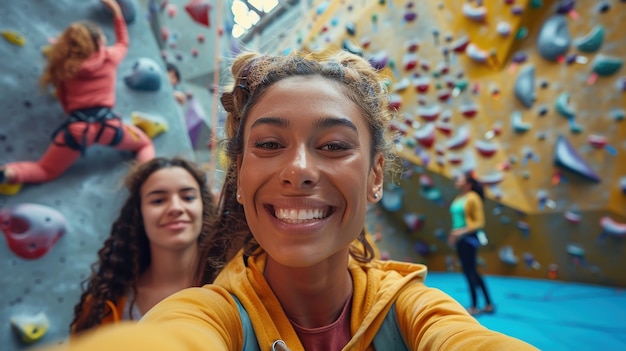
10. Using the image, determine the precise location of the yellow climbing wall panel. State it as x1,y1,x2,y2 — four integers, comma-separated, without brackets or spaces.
273,0,626,286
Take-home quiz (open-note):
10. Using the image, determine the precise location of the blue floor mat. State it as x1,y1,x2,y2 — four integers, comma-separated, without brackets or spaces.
425,273,626,351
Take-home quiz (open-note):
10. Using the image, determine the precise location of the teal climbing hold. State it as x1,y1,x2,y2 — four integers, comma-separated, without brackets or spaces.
555,92,575,119
575,25,604,53
512,111,531,133
592,55,623,76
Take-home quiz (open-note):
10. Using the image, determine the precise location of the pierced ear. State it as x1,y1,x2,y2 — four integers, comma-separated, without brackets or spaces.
368,153,384,203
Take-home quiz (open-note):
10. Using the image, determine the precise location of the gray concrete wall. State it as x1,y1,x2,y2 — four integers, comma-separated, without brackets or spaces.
0,1,194,349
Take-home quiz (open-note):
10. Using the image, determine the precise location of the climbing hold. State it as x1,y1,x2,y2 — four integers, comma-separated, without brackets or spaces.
388,94,402,110
184,0,212,27
537,15,571,61
478,172,505,185
403,212,425,231
499,245,518,265
462,3,487,22
346,22,356,36
512,111,531,133
413,76,430,93
511,5,524,15
566,243,585,258
554,92,576,119
496,22,512,37
588,134,607,149
446,127,470,150
459,103,478,118
341,39,364,57
315,1,329,15
523,253,541,270
451,35,470,53
475,140,497,158
110,0,136,24
414,240,431,256
564,209,581,224
575,25,604,53
10,312,50,344
367,51,389,70
514,64,536,108
380,186,403,212
609,108,625,121
435,121,453,136
166,3,178,17
124,58,163,91
447,152,463,165
403,53,418,70
517,220,530,237
0,203,66,260
591,54,623,76
131,111,169,139
392,78,410,92
404,12,417,22
417,105,441,122
413,123,435,148
554,134,601,183
599,217,626,239
1,30,26,46
0,182,23,196
405,39,419,52
466,43,489,64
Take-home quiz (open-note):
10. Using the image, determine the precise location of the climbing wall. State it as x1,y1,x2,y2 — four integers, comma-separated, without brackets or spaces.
272,0,626,287
0,1,195,349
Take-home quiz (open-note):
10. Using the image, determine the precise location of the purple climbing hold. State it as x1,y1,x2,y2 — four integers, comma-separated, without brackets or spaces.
537,15,571,61
404,12,417,22
554,134,601,183
555,0,576,14
367,51,389,70
414,240,431,256
512,52,528,64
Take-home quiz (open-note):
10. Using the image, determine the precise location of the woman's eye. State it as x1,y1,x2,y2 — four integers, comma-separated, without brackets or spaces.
183,195,197,201
150,199,164,205
320,142,349,151
255,141,281,149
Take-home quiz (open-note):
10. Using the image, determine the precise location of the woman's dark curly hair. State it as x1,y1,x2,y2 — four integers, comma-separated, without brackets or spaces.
70,157,216,334
195,50,401,284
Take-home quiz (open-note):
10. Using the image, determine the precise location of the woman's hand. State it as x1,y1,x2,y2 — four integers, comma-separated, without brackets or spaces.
102,0,122,18
448,228,465,246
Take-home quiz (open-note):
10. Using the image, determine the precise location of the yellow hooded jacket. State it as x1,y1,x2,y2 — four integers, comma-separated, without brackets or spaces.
50,250,540,351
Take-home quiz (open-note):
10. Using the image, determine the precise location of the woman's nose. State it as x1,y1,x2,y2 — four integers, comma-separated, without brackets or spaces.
279,145,319,189
166,196,184,214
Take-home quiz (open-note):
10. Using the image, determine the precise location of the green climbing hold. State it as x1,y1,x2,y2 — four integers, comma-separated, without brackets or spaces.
555,92,576,119
515,27,529,40
455,80,469,91
576,25,604,53
592,54,623,76
530,0,543,8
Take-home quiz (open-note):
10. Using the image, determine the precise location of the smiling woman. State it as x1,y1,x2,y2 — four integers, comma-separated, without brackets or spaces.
69,157,216,335
39,51,539,351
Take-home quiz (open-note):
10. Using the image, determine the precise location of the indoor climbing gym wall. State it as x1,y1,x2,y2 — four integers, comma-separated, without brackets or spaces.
274,0,626,287
0,0,196,349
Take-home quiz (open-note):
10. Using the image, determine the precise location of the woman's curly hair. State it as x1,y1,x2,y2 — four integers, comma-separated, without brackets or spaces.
196,50,401,284
40,21,101,88
70,157,216,334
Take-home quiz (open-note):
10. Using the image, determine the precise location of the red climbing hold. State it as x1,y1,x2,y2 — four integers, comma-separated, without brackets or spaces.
185,0,212,27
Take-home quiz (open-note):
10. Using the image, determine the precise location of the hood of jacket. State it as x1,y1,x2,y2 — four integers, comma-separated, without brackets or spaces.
214,250,427,351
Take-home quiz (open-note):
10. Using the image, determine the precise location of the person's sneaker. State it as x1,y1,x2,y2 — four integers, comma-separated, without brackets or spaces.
481,305,496,314
467,307,480,316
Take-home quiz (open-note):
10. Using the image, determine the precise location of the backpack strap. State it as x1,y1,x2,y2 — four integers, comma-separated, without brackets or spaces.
372,303,409,351
231,295,261,351
232,294,408,351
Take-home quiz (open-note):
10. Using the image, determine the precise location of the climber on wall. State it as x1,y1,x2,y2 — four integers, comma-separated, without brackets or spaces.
0,0,154,191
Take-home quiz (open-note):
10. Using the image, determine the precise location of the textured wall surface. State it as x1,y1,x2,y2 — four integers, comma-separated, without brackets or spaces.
0,0,194,349
271,0,626,287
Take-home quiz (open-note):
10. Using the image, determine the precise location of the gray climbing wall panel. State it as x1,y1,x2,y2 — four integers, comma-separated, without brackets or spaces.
0,1,195,349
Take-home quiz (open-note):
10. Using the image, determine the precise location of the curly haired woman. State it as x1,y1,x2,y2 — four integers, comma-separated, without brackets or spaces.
0,0,154,188
69,157,216,334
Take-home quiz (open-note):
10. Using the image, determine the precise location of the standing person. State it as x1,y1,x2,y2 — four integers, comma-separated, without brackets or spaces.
448,171,495,316
70,157,216,335
40,51,538,350
166,62,187,106
0,0,154,188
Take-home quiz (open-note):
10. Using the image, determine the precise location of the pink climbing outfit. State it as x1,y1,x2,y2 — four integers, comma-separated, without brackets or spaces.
5,15,154,184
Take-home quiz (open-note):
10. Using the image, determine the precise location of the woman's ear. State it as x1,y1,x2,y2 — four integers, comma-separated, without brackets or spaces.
368,153,384,203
